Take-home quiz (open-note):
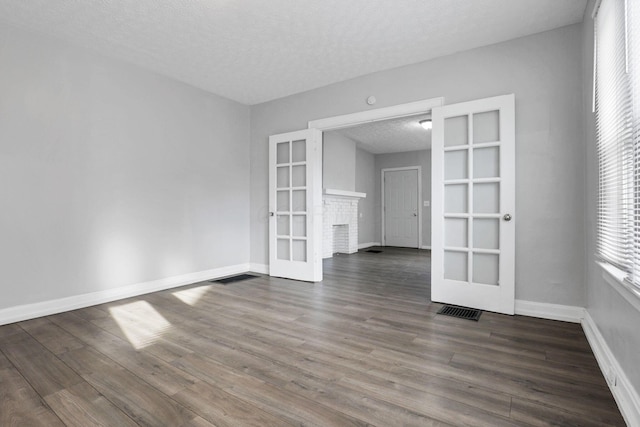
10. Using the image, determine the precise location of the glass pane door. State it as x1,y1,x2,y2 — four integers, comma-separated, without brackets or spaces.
269,129,322,282
432,95,515,315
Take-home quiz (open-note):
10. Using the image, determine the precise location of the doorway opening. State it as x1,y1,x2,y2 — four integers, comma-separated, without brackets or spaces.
267,97,441,283
314,98,442,257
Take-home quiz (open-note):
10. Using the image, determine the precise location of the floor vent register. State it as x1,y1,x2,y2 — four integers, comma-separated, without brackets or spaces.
437,305,482,321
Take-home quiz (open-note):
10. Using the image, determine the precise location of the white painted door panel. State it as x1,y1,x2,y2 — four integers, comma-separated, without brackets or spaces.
384,168,419,248
431,94,515,315
269,129,322,282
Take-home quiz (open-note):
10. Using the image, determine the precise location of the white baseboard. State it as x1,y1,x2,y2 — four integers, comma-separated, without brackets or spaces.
421,245,431,250
514,300,584,323
0,263,251,326
582,311,640,427
249,263,269,275
358,242,381,249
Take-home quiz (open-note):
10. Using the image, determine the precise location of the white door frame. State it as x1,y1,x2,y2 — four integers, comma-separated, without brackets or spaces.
308,98,444,131
307,97,443,261
381,166,422,248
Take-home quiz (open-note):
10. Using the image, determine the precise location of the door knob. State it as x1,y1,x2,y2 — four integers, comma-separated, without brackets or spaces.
503,213,512,221
269,212,274,217
413,213,417,217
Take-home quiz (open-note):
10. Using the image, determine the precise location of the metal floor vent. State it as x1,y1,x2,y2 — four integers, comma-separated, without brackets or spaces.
437,305,482,321
212,274,258,285
365,249,383,253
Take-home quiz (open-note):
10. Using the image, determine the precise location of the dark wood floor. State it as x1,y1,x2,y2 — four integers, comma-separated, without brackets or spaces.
0,247,625,426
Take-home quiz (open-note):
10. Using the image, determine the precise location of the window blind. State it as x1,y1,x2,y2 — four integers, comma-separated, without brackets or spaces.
629,0,640,292
595,0,634,273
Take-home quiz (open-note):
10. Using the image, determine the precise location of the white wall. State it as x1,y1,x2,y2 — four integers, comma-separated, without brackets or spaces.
250,24,585,305
375,150,431,247
0,24,251,311
355,147,376,245
581,0,640,394
323,131,356,191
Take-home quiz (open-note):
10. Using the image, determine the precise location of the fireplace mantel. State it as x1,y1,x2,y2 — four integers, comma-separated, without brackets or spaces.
323,188,366,199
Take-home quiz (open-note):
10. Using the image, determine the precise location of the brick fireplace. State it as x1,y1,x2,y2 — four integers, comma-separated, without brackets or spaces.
322,189,366,258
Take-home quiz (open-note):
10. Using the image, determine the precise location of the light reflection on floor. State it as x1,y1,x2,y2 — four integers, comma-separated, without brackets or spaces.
172,285,211,306
109,301,171,349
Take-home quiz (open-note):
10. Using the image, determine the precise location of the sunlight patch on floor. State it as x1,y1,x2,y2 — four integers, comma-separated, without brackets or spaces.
172,285,211,306
109,301,171,349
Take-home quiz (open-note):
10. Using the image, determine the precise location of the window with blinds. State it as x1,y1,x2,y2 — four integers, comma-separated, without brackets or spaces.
595,0,640,295
630,0,640,293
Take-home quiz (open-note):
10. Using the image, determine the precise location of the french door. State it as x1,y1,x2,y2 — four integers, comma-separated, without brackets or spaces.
268,129,323,282
431,94,515,314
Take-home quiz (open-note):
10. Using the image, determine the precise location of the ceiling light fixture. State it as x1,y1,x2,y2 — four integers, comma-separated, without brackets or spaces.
419,119,432,130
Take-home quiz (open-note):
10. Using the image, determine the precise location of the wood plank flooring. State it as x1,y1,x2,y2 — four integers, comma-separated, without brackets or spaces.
0,247,625,426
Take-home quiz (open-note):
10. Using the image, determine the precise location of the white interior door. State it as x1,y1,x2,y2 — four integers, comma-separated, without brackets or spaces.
383,168,419,248
431,94,515,315
269,129,323,282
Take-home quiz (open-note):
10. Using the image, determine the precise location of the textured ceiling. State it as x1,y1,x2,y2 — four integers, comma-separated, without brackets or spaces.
333,115,432,155
0,0,587,105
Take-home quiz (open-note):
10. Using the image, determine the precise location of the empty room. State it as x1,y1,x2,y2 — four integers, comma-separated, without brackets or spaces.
1,0,639,425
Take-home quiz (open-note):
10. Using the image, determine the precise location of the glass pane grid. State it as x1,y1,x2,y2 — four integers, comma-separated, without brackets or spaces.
444,251,468,281
292,215,307,237
445,218,468,247
277,238,290,261
472,253,499,286
292,140,306,163
473,146,500,179
292,190,306,212
273,137,311,267
470,178,501,184
276,190,290,212
473,110,500,144
292,239,307,262
292,165,306,187
473,183,500,213
442,109,504,286
277,214,290,237
276,141,290,164
445,150,468,180
277,166,290,188
470,141,501,148
444,115,469,147
444,184,468,213
473,218,499,250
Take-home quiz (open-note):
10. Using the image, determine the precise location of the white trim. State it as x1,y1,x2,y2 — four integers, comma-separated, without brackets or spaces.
358,242,381,249
599,261,640,313
381,166,422,249
0,264,250,326
592,0,603,19
582,311,640,427
308,97,445,131
250,263,270,275
514,300,585,323
593,13,597,113
421,245,431,250
323,188,366,198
